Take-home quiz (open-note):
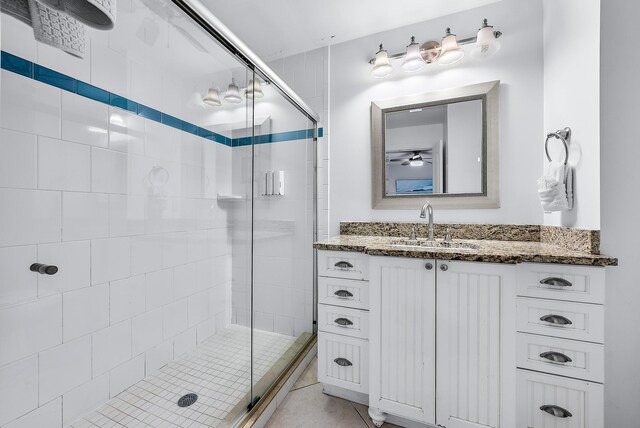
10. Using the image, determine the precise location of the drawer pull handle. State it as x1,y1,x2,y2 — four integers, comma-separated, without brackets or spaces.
334,357,352,367
540,277,572,287
540,404,572,418
334,317,353,326
334,261,354,269
540,351,573,363
540,314,573,325
334,290,354,298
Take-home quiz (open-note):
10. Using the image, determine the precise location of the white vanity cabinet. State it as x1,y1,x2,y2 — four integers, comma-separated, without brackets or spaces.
514,263,605,428
368,258,516,428
369,256,437,425
435,260,517,428
317,250,607,428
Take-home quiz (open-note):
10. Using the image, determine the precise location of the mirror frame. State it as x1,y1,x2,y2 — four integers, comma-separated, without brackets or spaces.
371,80,500,209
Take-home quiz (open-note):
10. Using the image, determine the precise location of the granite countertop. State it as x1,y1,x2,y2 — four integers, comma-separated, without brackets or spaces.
313,235,618,267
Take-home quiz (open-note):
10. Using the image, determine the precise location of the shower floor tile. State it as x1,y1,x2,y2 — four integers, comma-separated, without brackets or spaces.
71,326,296,428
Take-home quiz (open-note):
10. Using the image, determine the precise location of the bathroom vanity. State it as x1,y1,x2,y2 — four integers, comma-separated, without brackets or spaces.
314,223,616,428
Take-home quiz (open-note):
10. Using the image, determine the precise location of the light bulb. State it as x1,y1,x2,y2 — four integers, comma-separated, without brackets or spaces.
202,85,221,106
245,79,264,99
224,78,242,103
410,159,424,167
439,28,465,65
472,19,501,59
402,36,426,72
371,44,393,78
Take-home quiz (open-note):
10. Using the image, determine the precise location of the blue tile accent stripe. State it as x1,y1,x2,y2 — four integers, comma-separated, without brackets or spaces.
0,50,321,147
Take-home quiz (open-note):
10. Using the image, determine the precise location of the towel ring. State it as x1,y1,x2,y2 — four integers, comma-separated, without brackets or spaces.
545,127,571,165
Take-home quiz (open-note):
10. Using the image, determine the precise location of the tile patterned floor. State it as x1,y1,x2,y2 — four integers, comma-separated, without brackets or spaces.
266,357,401,428
72,326,296,428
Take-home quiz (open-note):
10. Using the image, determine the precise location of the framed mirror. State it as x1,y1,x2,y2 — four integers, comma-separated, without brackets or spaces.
371,80,500,209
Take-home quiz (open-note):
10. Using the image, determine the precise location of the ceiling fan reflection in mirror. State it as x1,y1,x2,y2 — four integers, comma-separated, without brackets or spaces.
388,150,433,167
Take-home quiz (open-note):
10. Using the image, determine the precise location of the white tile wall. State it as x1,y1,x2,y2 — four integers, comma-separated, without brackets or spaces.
62,284,109,342
61,91,109,148
92,320,132,377
0,295,62,366
62,192,109,241
62,374,109,426
3,397,61,428
110,275,146,324
0,188,62,247
0,128,37,189
39,336,92,403
0,355,39,425
0,245,37,306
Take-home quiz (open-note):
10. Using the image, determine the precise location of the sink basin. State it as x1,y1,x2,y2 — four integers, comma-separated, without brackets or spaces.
390,240,480,251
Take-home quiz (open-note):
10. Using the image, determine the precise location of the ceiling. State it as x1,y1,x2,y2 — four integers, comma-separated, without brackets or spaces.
200,0,502,60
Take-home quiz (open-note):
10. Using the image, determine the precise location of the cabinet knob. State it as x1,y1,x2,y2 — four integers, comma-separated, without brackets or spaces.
540,314,572,325
540,404,572,418
440,264,448,272
424,263,433,270
30,263,58,275
539,351,572,363
334,357,352,367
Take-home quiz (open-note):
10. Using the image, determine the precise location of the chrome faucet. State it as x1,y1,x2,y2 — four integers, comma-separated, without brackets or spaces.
419,202,434,241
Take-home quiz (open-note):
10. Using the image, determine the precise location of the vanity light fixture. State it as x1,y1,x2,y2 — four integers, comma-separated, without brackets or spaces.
245,78,264,99
224,78,242,104
438,28,465,65
401,36,426,72
472,19,501,59
202,83,222,106
368,18,502,78
371,44,393,78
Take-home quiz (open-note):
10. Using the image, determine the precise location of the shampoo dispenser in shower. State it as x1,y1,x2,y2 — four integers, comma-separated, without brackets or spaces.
262,171,285,196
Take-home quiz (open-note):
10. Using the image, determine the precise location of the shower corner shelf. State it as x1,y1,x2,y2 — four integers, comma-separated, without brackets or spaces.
217,194,246,202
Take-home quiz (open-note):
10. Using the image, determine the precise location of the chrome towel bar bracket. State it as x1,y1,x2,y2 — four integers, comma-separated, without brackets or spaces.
545,127,571,165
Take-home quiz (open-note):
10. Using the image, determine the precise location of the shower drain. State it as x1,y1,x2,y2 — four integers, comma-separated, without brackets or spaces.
177,393,198,407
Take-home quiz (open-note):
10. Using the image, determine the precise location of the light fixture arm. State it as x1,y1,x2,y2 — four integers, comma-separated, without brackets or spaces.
367,25,502,65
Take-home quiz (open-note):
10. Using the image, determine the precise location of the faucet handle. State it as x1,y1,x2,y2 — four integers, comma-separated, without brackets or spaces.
409,226,417,241
444,227,452,243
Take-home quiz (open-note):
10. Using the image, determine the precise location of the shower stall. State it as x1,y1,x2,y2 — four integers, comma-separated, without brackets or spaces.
0,0,318,426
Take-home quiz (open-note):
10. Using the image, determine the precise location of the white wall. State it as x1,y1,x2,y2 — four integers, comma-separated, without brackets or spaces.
600,0,640,425
542,0,601,229
328,0,544,235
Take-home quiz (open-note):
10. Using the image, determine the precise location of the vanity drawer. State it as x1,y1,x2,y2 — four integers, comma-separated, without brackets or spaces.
516,263,605,305
318,332,369,393
516,297,604,343
516,333,604,383
318,304,369,339
318,250,369,280
319,277,369,310
516,369,603,428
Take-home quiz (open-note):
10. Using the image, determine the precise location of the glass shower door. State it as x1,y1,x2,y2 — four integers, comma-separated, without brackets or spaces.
249,71,317,405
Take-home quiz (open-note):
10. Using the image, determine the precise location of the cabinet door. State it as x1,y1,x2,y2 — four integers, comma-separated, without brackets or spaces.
436,261,517,428
369,256,436,424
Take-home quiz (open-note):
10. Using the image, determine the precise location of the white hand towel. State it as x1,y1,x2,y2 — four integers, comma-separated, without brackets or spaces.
537,161,569,212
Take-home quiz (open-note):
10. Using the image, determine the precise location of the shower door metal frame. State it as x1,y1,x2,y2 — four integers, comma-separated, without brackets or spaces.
171,0,320,420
